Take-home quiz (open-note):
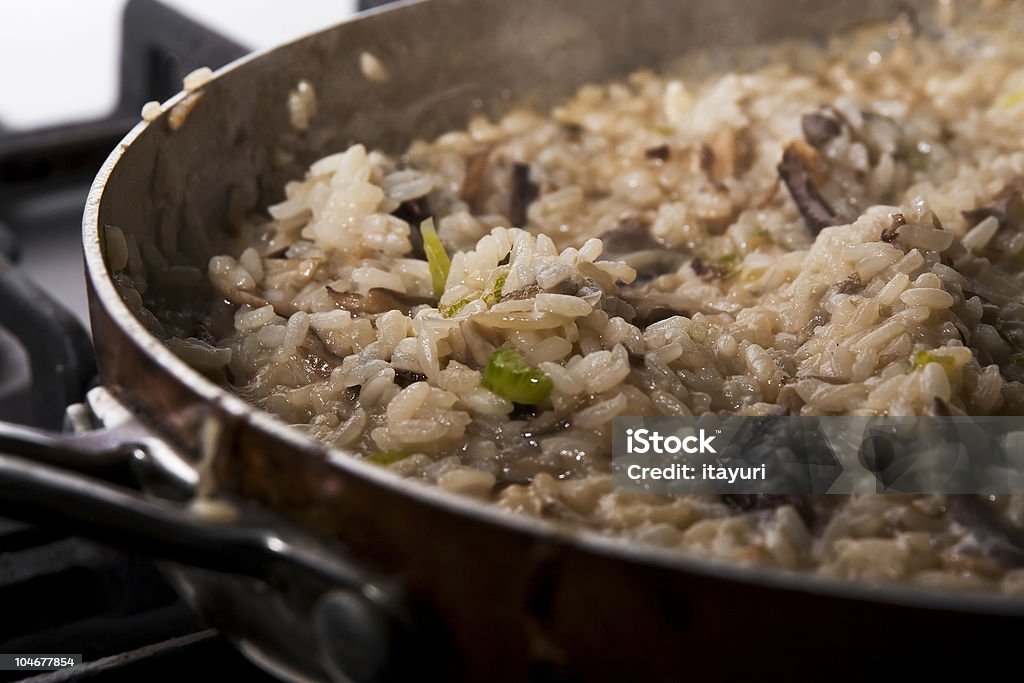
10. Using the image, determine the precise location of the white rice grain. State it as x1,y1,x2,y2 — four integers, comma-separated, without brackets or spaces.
899,287,954,309
183,67,213,91
962,215,1000,252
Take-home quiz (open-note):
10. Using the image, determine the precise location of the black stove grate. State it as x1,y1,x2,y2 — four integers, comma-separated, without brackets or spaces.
21,632,280,683
0,520,277,682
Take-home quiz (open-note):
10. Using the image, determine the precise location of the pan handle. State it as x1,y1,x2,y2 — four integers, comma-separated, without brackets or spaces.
0,420,136,479
0,449,413,683
0,388,415,682
0,451,364,589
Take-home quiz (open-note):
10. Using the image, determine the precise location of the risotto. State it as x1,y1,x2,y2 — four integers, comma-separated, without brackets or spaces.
170,2,1024,593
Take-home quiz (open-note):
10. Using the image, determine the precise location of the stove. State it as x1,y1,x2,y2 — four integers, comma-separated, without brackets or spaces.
0,519,279,683
0,1,380,680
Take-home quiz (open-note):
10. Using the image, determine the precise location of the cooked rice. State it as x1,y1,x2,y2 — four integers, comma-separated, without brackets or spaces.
164,3,1024,593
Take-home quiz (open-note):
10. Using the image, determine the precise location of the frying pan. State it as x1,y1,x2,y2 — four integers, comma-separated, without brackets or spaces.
1,0,1023,680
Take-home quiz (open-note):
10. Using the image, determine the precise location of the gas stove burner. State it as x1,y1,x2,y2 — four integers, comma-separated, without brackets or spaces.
0,519,278,683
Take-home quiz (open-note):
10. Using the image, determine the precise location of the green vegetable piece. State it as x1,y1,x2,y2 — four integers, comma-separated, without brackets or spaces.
440,296,474,318
911,350,957,374
482,271,509,306
483,347,553,405
998,91,1024,108
366,450,411,466
421,217,450,298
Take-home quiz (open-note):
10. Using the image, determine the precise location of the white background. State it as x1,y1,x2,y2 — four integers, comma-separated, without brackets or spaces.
0,1,359,324
0,0,358,130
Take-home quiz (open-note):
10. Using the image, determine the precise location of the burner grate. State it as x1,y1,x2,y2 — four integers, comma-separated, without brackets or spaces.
20,632,280,683
0,521,275,682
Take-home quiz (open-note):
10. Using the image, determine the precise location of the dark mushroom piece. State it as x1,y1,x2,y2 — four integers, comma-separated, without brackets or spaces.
600,216,660,255
499,283,543,302
330,287,435,315
801,111,843,148
797,276,860,342
632,304,690,328
690,257,730,280
520,398,586,440
561,122,584,141
832,272,863,295
623,251,687,281
391,195,430,259
627,351,646,369
598,295,636,323
499,279,579,303
598,217,687,279
946,495,1024,567
508,162,540,229
644,144,671,161
699,144,716,178
299,333,343,379
930,396,967,417
214,286,270,310
460,147,492,204
880,213,905,242
798,312,831,346
394,368,428,388
209,264,271,310
777,142,843,235
962,190,1024,231
509,403,541,422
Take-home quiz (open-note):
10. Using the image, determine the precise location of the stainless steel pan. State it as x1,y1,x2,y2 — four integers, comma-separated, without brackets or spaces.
2,0,1023,680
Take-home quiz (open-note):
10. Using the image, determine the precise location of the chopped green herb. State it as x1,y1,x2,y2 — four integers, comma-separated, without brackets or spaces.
715,253,750,282
716,253,739,277
366,450,411,466
440,296,474,318
998,91,1024,108
482,347,553,405
911,350,957,374
483,270,509,306
421,217,450,298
